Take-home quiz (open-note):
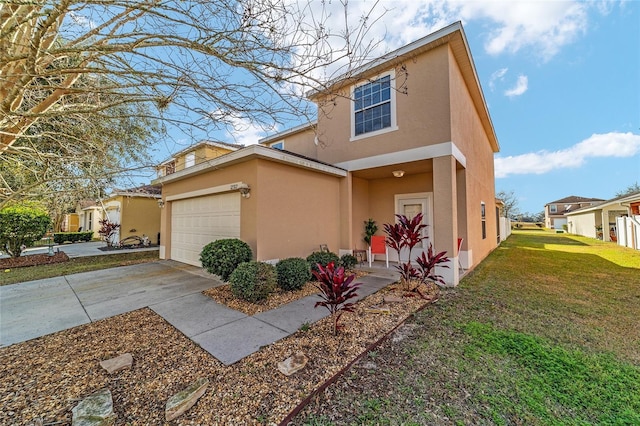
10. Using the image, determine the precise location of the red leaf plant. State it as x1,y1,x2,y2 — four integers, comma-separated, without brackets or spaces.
383,213,451,294
312,261,361,335
416,243,450,286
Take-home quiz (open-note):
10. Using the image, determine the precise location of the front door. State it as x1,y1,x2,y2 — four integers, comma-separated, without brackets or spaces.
395,193,432,249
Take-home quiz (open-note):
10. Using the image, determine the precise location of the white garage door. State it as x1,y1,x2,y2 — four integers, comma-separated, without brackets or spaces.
171,192,241,266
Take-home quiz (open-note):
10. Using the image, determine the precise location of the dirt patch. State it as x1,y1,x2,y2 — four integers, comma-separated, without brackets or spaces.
0,252,69,269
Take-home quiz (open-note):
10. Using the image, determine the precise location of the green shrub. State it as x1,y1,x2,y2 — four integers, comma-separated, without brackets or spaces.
276,257,311,291
229,261,277,303
340,254,358,270
0,204,51,257
200,238,252,281
53,232,94,244
306,251,340,278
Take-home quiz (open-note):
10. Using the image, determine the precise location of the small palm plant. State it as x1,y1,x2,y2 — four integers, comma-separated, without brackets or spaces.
312,262,361,335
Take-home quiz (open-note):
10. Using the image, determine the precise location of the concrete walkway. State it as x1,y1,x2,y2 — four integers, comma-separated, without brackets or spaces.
1,240,159,259
0,259,398,365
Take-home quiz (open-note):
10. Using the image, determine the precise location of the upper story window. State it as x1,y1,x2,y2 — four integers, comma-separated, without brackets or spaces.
549,205,557,213
185,152,195,168
481,201,486,239
166,161,176,175
270,141,284,150
351,72,396,139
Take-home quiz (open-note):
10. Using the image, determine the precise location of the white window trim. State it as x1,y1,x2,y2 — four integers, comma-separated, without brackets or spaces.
270,140,284,150
549,205,557,213
350,70,398,142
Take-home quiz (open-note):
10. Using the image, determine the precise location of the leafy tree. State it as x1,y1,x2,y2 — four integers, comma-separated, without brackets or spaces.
615,182,640,198
0,203,51,257
496,190,520,220
1,1,382,207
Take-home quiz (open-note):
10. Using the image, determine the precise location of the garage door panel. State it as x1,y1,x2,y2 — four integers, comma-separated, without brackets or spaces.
171,193,240,267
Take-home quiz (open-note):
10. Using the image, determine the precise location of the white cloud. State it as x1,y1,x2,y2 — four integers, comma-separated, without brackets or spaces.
504,75,528,97
291,0,610,70
489,68,508,90
495,132,640,178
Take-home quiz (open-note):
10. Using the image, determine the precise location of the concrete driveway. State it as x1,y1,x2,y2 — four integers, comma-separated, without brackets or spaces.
0,260,222,347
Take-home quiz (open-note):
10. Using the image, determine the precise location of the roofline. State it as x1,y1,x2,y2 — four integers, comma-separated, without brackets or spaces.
108,192,161,199
307,21,499,153
258,121,317,145
152,144,347,185
157,140,242,166
565,192,640,215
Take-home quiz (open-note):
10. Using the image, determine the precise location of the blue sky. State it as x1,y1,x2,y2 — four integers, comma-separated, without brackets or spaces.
158,1,640,215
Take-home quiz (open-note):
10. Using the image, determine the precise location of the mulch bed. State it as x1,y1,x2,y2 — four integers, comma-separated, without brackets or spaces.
0,252,69,269
0,281,439,425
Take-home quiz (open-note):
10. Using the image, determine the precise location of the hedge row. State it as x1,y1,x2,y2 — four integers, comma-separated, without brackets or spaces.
53,232,94,244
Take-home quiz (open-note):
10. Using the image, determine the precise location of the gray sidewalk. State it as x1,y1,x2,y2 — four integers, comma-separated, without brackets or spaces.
1,240,158,259
1,259,398,365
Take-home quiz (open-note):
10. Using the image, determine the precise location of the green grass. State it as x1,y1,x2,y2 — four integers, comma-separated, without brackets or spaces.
293,230,640,425
0,251,159,286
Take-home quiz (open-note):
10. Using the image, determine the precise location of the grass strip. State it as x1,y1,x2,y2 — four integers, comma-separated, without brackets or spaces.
0,251,159,285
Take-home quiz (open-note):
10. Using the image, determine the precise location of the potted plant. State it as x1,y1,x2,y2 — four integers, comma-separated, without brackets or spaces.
363,218,378,246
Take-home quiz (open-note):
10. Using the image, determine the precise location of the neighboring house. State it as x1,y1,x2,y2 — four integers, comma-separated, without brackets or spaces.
544,196,604,229
156,140,241,178
152,22,501,286
102,185,162,245
566,191,640,249
76,200,103,237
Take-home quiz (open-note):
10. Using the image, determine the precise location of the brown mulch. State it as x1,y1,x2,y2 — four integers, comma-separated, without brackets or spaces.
204,283,320,316
0,252,69,269
0,281,439,425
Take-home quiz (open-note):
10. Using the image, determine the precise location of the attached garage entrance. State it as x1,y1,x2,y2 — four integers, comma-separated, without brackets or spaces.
170,192,241,266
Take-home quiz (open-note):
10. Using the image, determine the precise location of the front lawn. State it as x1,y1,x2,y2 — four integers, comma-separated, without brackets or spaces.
292,230,640,424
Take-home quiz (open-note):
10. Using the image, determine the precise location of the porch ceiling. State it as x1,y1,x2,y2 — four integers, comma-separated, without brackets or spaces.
351,159,433,180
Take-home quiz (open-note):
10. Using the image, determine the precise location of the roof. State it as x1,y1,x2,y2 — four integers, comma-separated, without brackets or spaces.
545,195,605,206
158,140,242,166
152,144,347,186
110,184,162,198
565,191,640,215
305,21,499,153
258,121,316,145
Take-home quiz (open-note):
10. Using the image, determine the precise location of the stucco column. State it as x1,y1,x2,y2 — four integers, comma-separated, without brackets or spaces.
339,173,354,254
159,200,170,259
433,155,459,286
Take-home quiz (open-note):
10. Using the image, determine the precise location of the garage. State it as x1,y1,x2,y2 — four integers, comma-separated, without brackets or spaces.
170,192,241,266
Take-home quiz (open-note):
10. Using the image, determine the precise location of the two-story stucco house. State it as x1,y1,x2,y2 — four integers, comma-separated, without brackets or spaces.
152,22,500,286
544,195,604,230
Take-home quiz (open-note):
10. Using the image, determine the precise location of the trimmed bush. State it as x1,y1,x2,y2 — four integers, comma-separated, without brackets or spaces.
229,261,277,303
0,205,51,257
340,254,358,270
53,232,94,244
306,251,340,278
276,257,311,291
200,238,252,281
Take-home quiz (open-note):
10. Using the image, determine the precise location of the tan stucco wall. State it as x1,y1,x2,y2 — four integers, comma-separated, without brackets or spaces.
313,45,452,165
159,161,258,259
276,128,317,158
117,196,161,243
448,46,498,264
159,159,341,262
254,159,341,260
174,145,235,172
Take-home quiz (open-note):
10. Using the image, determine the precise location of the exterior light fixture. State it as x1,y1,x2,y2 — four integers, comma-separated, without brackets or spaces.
392,170,405,178
239,186,251,198
157,199,165,208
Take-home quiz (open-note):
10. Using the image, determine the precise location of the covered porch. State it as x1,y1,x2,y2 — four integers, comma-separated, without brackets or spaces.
337,154,468,286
